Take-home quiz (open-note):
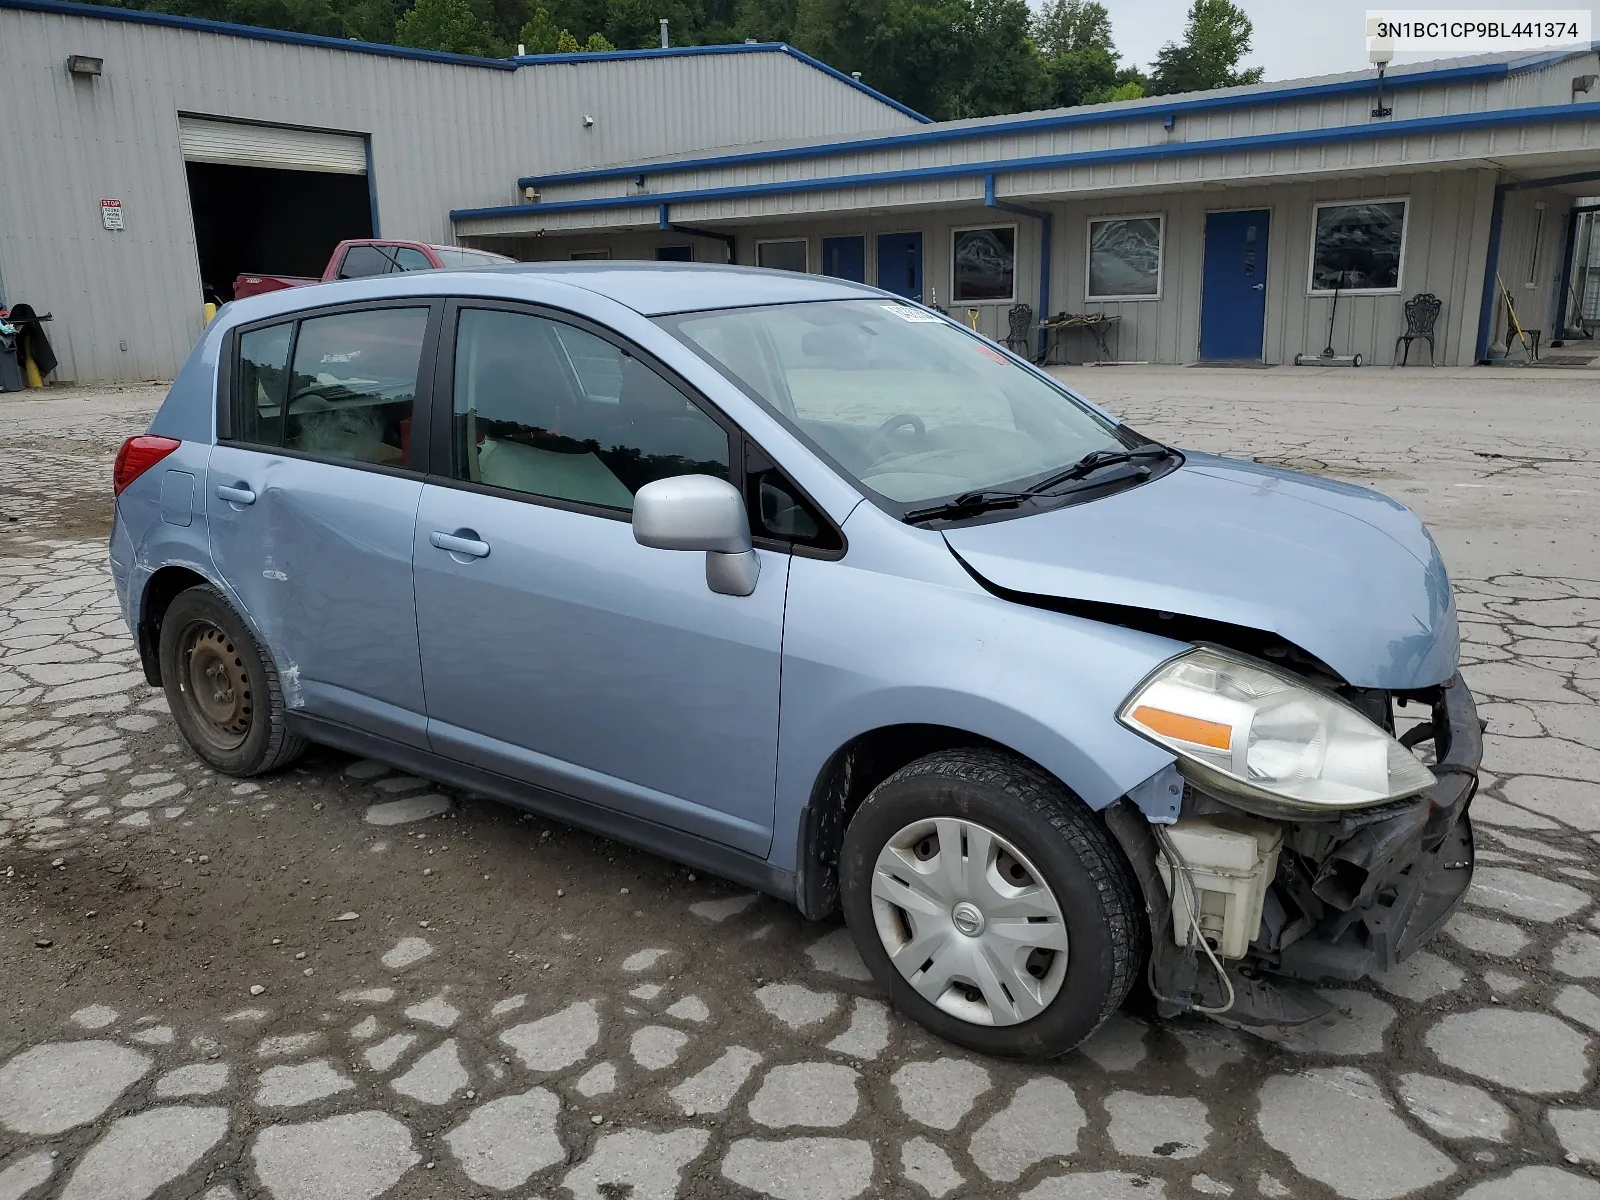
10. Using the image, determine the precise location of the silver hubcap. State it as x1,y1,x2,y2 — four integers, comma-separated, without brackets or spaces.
870,817,1069,1027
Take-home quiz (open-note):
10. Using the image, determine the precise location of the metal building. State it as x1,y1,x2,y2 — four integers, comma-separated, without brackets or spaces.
453,46,1600,368
0,0,923,382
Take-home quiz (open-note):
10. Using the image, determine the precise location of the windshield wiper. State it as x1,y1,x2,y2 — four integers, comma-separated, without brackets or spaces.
901,490,1031,525
1026,443,1174,495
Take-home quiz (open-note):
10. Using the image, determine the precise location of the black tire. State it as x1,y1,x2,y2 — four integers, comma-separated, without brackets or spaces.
840,747,1147,1059
158,584,307,776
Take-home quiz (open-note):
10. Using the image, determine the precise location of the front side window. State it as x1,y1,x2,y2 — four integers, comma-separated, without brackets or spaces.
452,308,729,512
1087,216,1163,300
953,227,1016,302
665,299,1130,508
1310,200,1406,293
393,247,432,271
233,307,427,468
757,240,808,273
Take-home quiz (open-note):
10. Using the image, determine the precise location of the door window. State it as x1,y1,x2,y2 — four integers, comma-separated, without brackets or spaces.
451,307,729,512
232,307,429,467
337,245,391,278
237,323,292,446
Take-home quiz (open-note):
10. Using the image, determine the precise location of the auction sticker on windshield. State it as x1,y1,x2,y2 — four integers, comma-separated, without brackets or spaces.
881,304,942,322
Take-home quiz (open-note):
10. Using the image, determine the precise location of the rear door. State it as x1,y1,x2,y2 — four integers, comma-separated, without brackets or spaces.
208,300,441,746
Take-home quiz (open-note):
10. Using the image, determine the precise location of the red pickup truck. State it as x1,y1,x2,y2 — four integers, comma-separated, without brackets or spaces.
233,239,515,299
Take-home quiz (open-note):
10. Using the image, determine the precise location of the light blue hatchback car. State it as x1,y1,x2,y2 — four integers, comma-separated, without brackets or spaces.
111,263,1480,1057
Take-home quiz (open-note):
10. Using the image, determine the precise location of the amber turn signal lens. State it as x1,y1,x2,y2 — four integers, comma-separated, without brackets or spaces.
1130,705,1233,751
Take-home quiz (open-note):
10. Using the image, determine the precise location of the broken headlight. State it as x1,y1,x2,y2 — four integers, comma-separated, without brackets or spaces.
1118,647,1436,811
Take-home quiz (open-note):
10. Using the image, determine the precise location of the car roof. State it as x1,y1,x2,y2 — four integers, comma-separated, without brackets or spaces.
464,261,882,316
217,261,887,326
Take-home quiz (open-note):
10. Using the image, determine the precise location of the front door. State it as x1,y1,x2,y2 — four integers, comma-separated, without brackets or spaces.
411,302,787,854
822,235,866,282
1199,209,1270,361
208,302,437,746
876,232,924,302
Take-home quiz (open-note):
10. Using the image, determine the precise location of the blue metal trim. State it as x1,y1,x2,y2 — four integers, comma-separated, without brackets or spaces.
510,43,931,123
364,135,381,237
0,0,518,67
517,57,1538,189
1476,186,1510,364
984,174,1052,360
1476,167,1600,361
460,102,1600,222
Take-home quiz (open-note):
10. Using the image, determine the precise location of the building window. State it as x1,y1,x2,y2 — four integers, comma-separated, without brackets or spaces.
569,249,610,260
952,226,1016,302
757,239,808,273
1087,216,1163,301
1309,199,1406,293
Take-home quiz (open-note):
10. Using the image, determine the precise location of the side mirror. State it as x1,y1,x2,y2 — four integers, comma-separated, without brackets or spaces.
632,475,760,597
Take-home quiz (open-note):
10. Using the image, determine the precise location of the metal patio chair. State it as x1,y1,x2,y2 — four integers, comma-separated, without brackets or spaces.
1394,292,1442,366
1005,303,1034,356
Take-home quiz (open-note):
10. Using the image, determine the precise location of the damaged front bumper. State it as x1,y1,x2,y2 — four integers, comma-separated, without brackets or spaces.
1108,673,1481,1026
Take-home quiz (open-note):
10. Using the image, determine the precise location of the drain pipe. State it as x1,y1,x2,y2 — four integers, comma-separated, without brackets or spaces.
984,173,1051,361
659,203,735,262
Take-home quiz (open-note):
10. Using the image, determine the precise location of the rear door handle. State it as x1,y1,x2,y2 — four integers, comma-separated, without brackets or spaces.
216,484,256,506
429,530,490,559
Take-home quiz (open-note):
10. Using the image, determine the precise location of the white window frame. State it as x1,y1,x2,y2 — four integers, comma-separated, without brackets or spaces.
950,223,1019,305
1086,213,1165,302
756,238,810,273
568,248,611,260
1306,197,1409,296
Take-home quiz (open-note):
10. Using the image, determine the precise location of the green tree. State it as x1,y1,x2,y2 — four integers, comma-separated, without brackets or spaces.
1148,0,1263,96
517,2,559,49
394,0,506,53
555,25,580,48
583,29,614,48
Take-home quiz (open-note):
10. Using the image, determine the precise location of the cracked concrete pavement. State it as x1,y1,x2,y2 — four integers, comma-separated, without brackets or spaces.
1,364,1597,1200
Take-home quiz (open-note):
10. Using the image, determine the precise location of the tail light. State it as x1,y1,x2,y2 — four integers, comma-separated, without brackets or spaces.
113,436,181,496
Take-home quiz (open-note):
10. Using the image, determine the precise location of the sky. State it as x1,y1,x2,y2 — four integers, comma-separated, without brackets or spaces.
1086,0,1599,82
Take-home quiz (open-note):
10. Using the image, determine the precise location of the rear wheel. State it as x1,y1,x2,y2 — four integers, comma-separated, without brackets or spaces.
839,747,1146,1058
158,584,307,776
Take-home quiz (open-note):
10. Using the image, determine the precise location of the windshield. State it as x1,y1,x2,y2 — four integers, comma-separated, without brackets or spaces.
663,299,1132,506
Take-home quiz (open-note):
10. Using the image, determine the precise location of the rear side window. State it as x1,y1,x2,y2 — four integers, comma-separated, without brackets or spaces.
231,306,429,469
337,246,390,279
394,247,432,271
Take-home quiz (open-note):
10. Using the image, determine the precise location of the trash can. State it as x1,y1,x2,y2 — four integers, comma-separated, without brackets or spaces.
0,333,25,393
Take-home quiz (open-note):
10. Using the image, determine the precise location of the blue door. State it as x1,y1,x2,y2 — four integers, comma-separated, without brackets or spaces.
1199,209,1270,361
875,232,923,301
821,235,866,282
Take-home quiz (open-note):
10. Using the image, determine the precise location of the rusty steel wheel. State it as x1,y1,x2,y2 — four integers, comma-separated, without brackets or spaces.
177,619,253,750
158,584,306,775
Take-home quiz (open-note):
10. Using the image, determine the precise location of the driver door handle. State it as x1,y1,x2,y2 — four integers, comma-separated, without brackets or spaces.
429,531,490,559
216,484,256,505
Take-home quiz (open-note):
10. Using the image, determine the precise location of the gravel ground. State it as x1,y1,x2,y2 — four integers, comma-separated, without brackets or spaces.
1,364,1597,1200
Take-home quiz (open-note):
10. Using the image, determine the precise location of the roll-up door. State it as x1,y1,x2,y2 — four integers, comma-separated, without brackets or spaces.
179,117,367,175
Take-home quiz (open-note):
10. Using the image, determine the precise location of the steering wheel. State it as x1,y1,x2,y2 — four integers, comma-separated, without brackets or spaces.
877,413,926,441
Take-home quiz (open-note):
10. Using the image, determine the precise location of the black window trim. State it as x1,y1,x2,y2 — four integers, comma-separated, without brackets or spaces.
427,296,847,559
218,296,445,479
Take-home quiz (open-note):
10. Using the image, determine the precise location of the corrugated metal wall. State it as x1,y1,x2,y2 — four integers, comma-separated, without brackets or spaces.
0,8,917,382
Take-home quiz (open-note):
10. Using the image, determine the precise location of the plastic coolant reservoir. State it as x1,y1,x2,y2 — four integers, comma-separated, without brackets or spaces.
1156,817,1284,961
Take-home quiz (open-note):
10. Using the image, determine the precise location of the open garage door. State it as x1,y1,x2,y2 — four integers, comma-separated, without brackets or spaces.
181,117,373,303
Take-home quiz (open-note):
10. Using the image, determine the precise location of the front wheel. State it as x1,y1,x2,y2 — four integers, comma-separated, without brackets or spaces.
158,584,307,776
839,748,1146,1058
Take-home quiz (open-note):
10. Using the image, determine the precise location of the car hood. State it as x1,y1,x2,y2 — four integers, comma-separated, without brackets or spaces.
941,452,1458,689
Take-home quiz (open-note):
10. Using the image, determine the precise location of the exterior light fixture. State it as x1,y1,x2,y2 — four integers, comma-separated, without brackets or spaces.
66,54,103,77
1370,38,1394,118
